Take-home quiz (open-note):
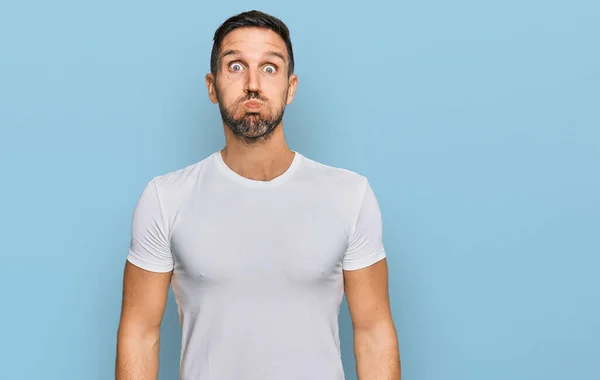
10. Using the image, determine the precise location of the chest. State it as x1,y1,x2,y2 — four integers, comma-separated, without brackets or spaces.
169,189,350,287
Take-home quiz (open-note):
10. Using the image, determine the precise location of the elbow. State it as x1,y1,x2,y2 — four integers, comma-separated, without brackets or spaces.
353,313,397,337
117,321,161,350
353,317,399,352
353,318,401,379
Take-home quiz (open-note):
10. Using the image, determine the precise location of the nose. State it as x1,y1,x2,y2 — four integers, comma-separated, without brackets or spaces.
244,67,261,94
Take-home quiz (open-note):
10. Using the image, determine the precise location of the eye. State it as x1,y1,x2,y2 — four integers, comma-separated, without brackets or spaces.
229,62,244,72
263,65,277,74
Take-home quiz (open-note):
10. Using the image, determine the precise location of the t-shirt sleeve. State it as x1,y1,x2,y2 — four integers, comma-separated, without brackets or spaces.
342,178,387,271
126,178,174,273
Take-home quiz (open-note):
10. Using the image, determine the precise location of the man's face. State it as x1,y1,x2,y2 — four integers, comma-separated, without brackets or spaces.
206,27,298,144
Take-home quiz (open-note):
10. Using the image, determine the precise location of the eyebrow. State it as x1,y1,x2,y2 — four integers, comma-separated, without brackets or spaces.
265,50,286,62
220,49,287,62
221,49,240,59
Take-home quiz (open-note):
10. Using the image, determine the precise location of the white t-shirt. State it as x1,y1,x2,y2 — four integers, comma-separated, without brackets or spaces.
126,150,386,380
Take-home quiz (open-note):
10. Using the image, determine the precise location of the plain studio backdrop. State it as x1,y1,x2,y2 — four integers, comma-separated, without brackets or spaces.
0,1,598,379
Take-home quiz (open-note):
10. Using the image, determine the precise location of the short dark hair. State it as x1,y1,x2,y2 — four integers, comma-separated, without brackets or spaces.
210,10,295,77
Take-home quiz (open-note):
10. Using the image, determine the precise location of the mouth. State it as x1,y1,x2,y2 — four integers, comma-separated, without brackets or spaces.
243,100,263,109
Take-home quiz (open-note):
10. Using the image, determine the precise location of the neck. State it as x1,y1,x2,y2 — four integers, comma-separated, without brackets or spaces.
221,122,295,182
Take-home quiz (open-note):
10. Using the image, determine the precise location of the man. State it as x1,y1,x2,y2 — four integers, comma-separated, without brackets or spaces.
116,10,400,380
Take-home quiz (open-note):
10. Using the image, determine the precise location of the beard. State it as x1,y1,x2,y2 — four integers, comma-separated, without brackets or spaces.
218,90,286,145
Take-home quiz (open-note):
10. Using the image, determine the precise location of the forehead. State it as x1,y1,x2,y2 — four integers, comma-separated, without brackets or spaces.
220,27,287,59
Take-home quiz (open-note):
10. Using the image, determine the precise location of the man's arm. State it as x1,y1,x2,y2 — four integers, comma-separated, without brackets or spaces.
115,261,172,380
344,258,401,380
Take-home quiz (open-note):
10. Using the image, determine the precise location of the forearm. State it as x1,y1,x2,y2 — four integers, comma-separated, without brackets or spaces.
115,328,161,380
354,321,401,380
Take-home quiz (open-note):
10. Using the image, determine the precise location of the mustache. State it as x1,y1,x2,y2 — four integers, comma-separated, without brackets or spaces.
238,91,269,102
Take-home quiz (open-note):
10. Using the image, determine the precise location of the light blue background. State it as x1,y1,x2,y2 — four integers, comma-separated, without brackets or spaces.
1,0,598,379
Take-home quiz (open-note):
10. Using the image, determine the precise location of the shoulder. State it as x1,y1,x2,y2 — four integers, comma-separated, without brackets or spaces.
154,154,213,188
141,153,217,216
295,153,375,225
152,152,216,190
297,153,369,198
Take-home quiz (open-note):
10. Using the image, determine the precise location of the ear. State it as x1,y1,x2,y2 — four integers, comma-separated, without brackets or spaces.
285,74,298,105
205,73,218,104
